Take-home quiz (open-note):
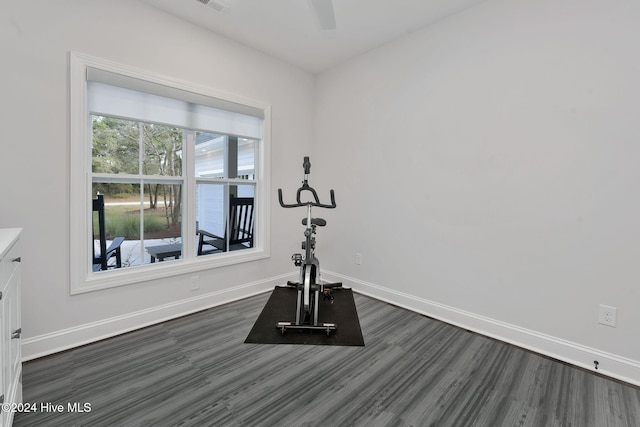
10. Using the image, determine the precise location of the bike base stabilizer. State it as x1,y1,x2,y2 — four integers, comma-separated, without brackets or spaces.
276,322,337,336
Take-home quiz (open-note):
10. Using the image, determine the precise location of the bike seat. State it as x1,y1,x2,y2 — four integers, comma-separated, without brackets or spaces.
302,217,326,227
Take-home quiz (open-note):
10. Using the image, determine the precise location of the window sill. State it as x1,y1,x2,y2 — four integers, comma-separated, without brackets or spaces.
71,248,269,295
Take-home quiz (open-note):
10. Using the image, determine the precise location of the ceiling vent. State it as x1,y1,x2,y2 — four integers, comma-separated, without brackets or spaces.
194,0,229,13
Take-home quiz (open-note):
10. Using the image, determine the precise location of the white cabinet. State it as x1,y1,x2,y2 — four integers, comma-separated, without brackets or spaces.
0,229,22,427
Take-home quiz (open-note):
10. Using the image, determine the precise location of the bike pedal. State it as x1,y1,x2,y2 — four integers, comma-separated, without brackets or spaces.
291,253,303,266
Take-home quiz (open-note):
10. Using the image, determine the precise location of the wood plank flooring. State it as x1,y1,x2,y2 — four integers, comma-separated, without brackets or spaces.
14,291,640,426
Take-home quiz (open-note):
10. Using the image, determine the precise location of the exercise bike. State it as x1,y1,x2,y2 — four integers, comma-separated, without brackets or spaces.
276,157,342,335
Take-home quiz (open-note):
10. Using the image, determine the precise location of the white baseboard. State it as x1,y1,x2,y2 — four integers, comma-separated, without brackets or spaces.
323,271,640,387
22,273,291,361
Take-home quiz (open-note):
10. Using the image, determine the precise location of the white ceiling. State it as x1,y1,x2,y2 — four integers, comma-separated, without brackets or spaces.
141,0,488,73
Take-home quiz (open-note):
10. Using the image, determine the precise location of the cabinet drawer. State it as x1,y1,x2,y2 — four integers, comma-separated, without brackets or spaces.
1,240,20,290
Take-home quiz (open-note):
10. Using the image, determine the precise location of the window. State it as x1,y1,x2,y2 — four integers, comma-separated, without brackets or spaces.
70,52,271,294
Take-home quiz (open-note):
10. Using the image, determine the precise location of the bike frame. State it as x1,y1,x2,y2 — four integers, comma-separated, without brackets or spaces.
276,157,341,335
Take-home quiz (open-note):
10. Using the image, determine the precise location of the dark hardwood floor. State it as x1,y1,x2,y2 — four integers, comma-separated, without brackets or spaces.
14,290,640,426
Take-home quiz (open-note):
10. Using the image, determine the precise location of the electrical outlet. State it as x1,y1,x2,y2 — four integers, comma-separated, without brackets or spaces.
355,253,362,265
598,304,617,327
190,276,200,291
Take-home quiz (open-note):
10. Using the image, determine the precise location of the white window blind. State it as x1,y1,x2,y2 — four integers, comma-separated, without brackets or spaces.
87,68,263,139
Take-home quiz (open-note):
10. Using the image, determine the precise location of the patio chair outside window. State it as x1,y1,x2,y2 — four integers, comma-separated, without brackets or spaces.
92,194,125,271
197,196,254,255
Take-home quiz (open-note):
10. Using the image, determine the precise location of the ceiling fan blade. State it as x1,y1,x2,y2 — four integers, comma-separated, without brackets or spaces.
309,0,336,30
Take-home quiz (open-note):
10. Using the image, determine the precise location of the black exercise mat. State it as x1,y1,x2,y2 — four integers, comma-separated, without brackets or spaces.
245,286,365,346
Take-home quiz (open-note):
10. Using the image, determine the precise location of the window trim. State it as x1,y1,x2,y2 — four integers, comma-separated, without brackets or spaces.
69,51,271,295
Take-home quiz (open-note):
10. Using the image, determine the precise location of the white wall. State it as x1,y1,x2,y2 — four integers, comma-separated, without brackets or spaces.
315,0,640,384
0,0,314,357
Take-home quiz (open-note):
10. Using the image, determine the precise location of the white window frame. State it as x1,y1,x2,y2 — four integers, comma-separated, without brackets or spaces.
69,52,271,294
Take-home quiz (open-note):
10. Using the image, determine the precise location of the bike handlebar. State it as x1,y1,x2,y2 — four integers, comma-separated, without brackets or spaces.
278,156,337,209
278,185,336,209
